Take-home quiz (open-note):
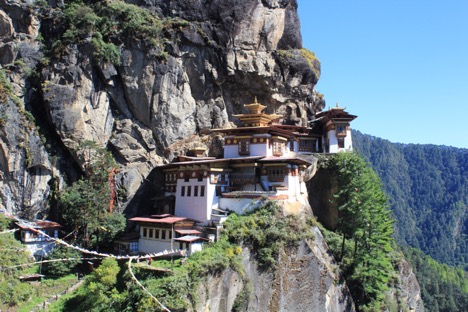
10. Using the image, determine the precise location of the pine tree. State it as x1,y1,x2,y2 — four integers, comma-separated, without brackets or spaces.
331,152,396,310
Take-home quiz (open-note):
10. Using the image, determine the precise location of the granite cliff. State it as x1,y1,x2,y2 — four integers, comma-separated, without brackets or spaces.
0,1,423,311
0,0,323,216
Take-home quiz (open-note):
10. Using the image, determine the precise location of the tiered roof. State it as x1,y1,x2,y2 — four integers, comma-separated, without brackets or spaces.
233,98,281,127
314,105,357,123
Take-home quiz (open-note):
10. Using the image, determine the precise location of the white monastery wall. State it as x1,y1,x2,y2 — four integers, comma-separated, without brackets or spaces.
139,237,172,254
345,129,353,151
250,143,271,157
175,178,211,224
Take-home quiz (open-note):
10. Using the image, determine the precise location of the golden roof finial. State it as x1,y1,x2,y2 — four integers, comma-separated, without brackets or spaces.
254,96,258,104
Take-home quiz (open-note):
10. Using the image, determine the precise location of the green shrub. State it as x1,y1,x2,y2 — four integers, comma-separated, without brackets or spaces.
54,1,165,64
91,34,121,65
224,200,312,270
0,232,35,308
41,245,81,277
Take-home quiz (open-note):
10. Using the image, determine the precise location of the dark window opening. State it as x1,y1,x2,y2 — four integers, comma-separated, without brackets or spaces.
338,138,345,148
238,140,250,155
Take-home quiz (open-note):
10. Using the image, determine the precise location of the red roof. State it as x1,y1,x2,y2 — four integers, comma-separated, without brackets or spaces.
129,216,189,224
16,220,61,230
175,229,202,235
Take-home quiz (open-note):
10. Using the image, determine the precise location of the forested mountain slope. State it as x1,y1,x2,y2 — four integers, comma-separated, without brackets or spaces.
353,130,468,268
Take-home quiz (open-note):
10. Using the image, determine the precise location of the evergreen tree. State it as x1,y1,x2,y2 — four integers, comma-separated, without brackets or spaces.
330,152,396,310
59,141,125,250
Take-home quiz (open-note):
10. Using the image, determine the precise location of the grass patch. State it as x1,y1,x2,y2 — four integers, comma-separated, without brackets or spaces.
6,274,79,312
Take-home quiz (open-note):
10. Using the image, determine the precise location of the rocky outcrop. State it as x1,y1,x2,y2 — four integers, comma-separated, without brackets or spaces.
391,259,425,312
194,228,355,312
0,1,56,216
0,0,323,216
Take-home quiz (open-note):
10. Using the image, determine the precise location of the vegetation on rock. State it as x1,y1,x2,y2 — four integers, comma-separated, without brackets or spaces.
41,245,81,278
47,0,173,63
224,200,313,270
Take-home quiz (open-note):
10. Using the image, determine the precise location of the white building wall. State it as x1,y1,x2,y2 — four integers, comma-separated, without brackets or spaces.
224,145,239,158
175,177,212,224
224,142,271,158
139,238,173,254
189,242,203,255
345,129,353,151
206,180,219,222
328,129,339,153
223,134,273,158
328,129,353,153
250,143,271,157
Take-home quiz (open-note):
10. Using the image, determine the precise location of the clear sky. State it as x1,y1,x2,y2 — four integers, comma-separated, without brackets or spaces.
297,0,468,148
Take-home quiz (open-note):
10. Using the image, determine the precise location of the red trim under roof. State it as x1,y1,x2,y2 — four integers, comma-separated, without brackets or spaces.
129,216,189,224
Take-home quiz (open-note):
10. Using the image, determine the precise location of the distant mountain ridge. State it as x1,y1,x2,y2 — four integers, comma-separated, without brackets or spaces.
353,130,468,268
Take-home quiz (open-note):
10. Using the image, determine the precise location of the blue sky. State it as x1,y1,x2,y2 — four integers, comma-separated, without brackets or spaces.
297,0,468,148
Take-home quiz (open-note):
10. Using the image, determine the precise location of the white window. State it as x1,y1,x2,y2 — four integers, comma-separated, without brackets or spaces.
273,141,284,156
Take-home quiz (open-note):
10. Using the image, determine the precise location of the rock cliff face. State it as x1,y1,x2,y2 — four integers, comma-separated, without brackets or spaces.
0,0,322,215
393,259,425,312
194,228,355,312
